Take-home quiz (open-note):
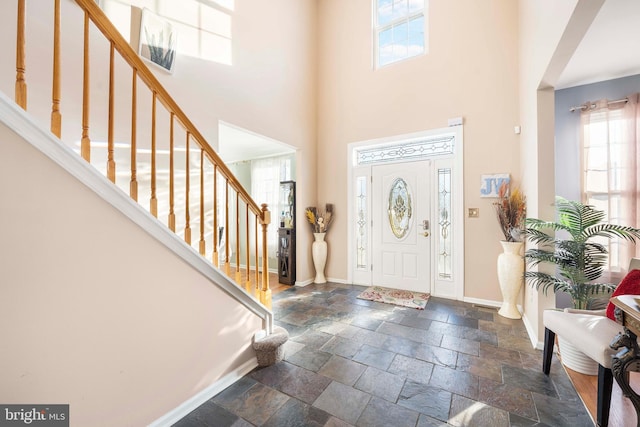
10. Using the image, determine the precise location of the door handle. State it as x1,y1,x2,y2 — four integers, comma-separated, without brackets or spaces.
423,231,429,237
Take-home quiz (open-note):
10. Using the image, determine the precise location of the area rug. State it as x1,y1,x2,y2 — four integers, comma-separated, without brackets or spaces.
356,286,430,310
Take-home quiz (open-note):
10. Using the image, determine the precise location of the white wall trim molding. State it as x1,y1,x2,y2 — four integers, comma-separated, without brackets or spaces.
522,312,544,350
327,277,349,285
462,297,501,308
0,92,273,328
346,126,464,301
295,278,314,287
148,357,258,427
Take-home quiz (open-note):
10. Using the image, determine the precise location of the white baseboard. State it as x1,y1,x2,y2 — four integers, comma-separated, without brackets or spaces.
462,297,501,309
148,357,258,426
294,277,349,287
522,312,544,350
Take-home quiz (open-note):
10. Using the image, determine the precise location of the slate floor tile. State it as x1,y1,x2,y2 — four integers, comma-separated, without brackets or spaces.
429,364,479,400
318,355,367,386
262,398,331,427
397,380,452,421
313,381,371,424
388,354,434,384
356,396,420,427
502,365,558,398
352,344,396,370
441,335,480,356
532,391,593,426
172,400,244,427
448,394,509,427
177,282,591,427
353,366,405,402
456,353,503,382
320,336,363,358
478,376,537,420
277,365,333,404
213,381,289,425
415,343,458,368
286,346,332,372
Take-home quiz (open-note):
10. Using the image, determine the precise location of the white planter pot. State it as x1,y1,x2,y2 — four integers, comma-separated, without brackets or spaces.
558,335,599,375
497,241,524,319
312,232,327,284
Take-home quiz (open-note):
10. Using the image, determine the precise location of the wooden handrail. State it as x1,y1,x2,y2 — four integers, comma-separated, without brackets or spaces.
9,0,272,309
73,0,265,218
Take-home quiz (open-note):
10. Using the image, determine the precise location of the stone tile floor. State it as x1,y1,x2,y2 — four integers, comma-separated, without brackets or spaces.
174,283,592,426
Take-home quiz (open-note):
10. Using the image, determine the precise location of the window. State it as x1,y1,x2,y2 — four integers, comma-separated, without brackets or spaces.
250,156,292,257
581,98,639,274
374,0,427,68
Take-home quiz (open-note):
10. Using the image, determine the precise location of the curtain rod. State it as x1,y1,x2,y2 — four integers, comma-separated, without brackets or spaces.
569,97,628,112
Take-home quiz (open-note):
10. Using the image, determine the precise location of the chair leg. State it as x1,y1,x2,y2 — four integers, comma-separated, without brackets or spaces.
597,365,613,427
543,327,555,375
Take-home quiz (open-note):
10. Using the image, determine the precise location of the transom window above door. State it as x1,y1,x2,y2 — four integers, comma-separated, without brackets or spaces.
374,0,427,68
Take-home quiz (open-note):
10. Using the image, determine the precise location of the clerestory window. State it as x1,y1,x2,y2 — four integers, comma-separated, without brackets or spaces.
374,0,427,68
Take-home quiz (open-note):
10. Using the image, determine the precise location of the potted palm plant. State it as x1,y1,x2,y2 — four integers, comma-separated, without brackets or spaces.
524,197,640,375
524,197,640,309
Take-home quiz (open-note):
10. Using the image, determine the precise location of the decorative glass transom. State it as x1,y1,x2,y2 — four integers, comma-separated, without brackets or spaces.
388,178,412,239
356,135,454,165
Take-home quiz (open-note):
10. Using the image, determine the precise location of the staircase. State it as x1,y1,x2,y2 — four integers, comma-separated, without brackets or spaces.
0,1,275,425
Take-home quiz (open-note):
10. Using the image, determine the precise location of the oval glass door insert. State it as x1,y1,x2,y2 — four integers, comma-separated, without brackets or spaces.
388,178,412,239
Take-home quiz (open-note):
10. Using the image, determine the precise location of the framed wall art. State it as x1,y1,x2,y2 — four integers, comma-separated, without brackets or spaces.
138,8,177,73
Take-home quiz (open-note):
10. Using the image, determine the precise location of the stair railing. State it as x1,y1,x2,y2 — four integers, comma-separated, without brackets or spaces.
11,0,272,307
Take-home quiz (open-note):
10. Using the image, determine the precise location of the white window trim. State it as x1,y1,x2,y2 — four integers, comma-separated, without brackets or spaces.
372,0,429,69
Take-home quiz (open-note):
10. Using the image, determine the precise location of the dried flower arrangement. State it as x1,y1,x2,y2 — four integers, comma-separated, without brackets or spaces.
305,204,334,234
494,181,526,242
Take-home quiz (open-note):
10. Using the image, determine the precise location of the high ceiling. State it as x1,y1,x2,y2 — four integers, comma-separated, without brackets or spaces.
219,1,640,161
556,0,640,89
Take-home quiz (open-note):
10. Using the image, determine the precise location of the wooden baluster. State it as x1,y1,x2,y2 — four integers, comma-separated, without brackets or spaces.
224,180,230,276
260,203,271,308
50,0,61,137
80,11,91,161
255,215,259,290
235,192,241,283
168,113,175,231
107,42,115,183
184,132,191,245
130,70,138,201
211,163,220,267
212,164,218,267
199,149,206,256
15,0,27,110
150,92,157,217
245,203,251,292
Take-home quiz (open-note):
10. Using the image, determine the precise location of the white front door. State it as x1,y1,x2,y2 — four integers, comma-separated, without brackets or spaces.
372,161,431,293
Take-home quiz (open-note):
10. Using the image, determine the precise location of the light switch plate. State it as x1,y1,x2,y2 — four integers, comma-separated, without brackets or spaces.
468,208,479,218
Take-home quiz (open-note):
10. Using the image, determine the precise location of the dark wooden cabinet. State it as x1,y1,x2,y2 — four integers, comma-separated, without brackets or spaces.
278,228,296,285
278,181,296,285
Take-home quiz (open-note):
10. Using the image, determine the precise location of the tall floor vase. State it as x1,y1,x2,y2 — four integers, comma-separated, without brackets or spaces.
497,241,524,319
312,232,327,284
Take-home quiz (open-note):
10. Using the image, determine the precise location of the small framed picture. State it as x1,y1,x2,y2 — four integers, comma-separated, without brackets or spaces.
138,8,177,73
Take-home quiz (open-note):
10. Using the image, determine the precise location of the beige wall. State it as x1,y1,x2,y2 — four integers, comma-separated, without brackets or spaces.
518,0,606,343
317,0,520,301
0,122,263,425
0,0,319,282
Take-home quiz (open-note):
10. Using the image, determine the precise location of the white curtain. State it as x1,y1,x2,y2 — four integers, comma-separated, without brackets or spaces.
250,155,292,258
581,93,640,277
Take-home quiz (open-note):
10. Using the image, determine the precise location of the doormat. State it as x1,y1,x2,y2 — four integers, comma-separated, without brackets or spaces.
356,286,430,310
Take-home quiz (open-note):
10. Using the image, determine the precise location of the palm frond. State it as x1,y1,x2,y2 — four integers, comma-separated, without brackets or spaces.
524,196,640,308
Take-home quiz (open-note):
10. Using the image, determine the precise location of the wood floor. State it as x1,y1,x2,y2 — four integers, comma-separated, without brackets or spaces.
267,276,639,425
567,367,639,426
